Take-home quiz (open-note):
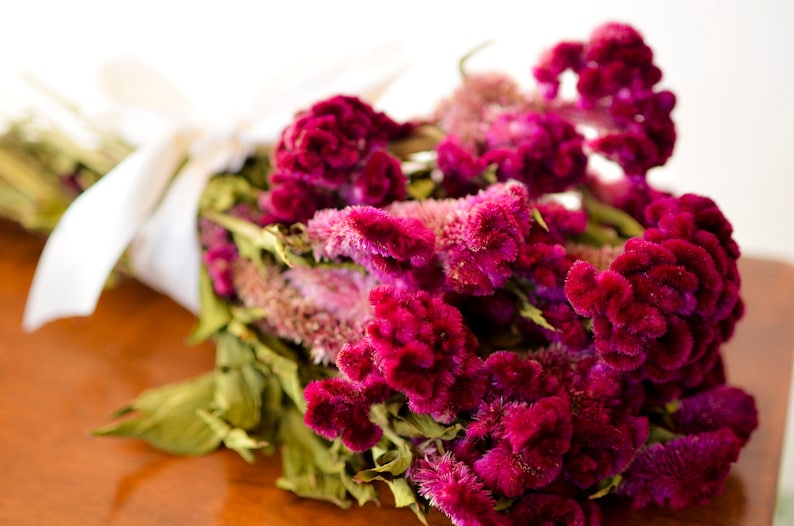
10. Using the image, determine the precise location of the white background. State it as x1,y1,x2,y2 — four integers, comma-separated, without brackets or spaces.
1,0,792,263
2,0,793,518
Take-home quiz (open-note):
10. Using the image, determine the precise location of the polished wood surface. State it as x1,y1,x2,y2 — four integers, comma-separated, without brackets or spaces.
0,218,791,526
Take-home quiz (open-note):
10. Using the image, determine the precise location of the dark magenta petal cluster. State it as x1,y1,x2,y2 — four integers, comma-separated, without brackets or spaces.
565,193,742,384
616,428,742,509
482,111,588,197
671,386,758,445
435,111,587,199
388,181,533,295
260,95,410,223
303,377,387,452
509,493,602,526
363,285,486,420
410,454,510,526
533,22,676,176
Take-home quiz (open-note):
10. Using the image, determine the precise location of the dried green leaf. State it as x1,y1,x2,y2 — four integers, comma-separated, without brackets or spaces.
531,207,550,232
392,413,463,441
589,474,623,500
189,266,231,343
196,409,268,463
406,178,436,200
93,373,221,455
214,333,267,429
199,175,255,212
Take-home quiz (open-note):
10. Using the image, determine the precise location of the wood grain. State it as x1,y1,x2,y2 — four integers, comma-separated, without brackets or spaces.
0,218,791,526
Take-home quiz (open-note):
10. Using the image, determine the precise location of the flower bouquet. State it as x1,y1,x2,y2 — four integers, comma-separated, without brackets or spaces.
1,23,758,526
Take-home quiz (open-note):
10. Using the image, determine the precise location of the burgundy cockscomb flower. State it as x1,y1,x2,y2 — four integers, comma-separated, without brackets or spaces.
388,181,532,295
472,396,574,497
260,95,410,224
616,428,742,509
533,23,675,176
509,493,602,526
365,285,486,421
432,72,529,148
303,377,386,452
435,136,489,197
306,205,439,287
671,386,758,445
482,111,587,197
199,217,239,297
410,454,509,526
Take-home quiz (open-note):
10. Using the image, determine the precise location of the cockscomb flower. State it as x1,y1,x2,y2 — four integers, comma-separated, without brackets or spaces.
388,181,533,295
232,258,368,364
306,205,439,288
671,386,758,445
410,454,509,526
509,493,602,526
260,95,410,223
616,428,742,509
364,285,486,421
533,22,676,176
432,71,529,148
199,217,239,297
303,377,387,452
482,111,588,197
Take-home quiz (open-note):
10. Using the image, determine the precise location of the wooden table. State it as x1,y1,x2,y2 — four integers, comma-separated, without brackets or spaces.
0,218,791,526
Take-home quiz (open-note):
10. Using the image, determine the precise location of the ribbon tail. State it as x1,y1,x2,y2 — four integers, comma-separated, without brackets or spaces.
127,146,232,314
22,129,191,331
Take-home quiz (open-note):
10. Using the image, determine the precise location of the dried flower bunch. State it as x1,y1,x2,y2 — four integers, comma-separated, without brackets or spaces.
0,22,756,526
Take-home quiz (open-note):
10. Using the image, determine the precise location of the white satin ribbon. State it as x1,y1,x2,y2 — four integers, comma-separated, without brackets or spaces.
23,45,409,331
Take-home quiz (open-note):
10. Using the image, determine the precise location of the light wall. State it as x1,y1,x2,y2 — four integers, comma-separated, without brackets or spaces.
1,0,792,262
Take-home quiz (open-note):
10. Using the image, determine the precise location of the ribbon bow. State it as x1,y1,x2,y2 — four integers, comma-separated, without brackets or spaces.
23,46,409,331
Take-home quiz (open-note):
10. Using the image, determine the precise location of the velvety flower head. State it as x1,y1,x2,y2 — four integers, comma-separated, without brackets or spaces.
509,493,602,526
432,71,529,148
471,396,574,497
260,95,410,224
303,377,387,452
364,285,486,421
306,205,439,287
388,181,533,295
482,111,587,197
533,23,675,176
410,454,509,526
435,135,490,197
202,238,238,297
232,259,368,364
671,386,758,445
566,192,742,382
617,428,742,509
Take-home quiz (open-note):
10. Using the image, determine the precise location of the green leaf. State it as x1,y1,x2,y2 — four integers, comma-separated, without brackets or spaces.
93,373,221,455
202,210,307,268
589,474,623,500
275,406,359,508
392,413,463,441
196,410,268,463
531,207,550,232
214,333,268,429
406,178,436,200
581,191,645,239
356,440,413,481
199,175,256,213
511,286,556,332
189,266,232,343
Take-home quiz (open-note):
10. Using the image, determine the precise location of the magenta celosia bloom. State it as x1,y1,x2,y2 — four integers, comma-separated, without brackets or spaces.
482,111,587,197
306,205,438,287
432,72,529,148
303,377,387,452
509,493,602,526
410,454,509,526
435,136,489,197
388,181,533,295
533,22,675,176
199,217,239,297
232,259,369,364
617,428,742,509
672,386,758,445
260,95,410,224
365,285,486,421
